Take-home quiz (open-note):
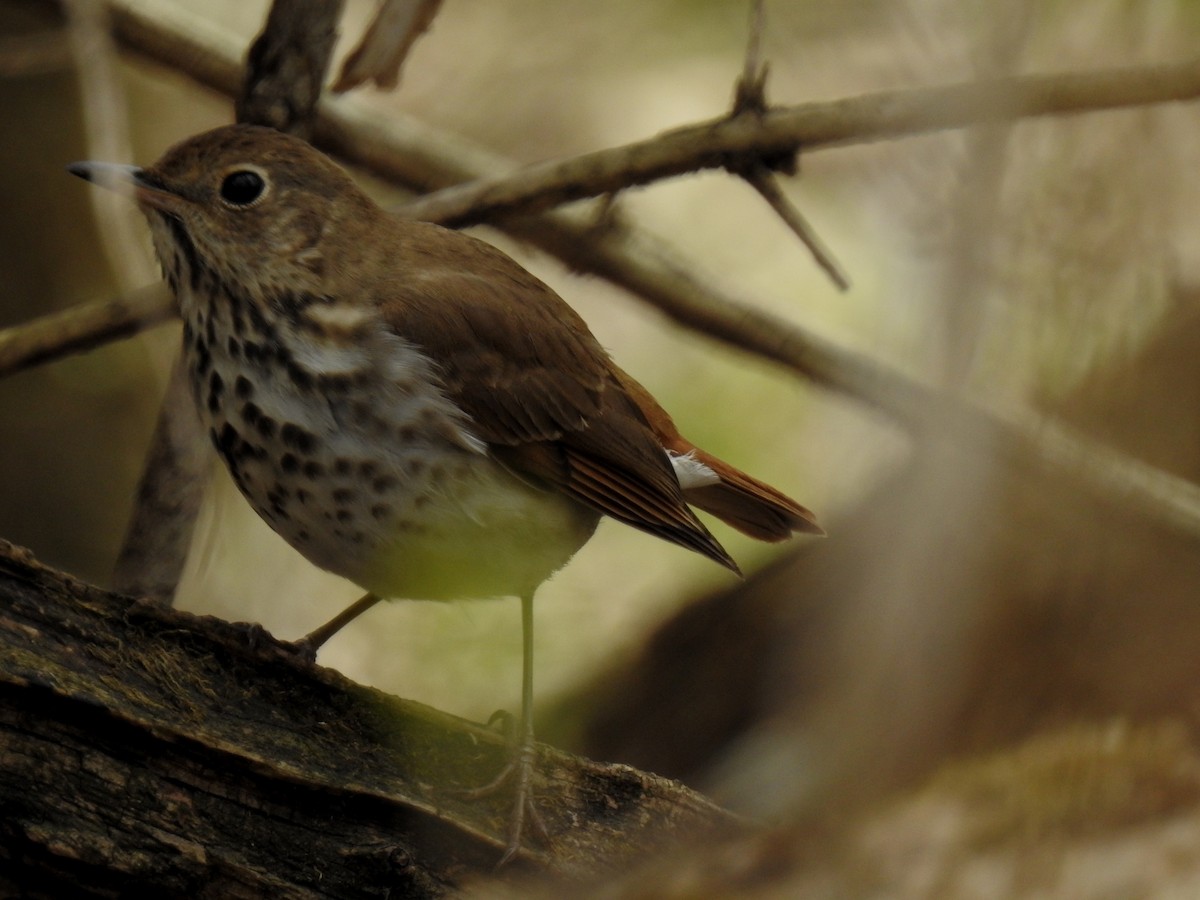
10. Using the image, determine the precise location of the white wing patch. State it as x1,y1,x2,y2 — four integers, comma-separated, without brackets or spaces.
668,450,720,489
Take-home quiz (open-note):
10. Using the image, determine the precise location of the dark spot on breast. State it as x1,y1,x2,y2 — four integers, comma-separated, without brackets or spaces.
227,336,241,359
165,214,205,292
406,459,425,477
229,300,245,334
332,488,355,504
318,373,355,394
336,510,353,524
334,458,352,476
206,371,224,414
370,503,390,521
193,340,212,377
280,452,298,473
247,302,270,335
242,402,261,426
296,488,311,504
287,363,313,392
243,341,264,363
281,423,317,453
296,529,310,542
235,376,253,399
397,424,417,442
215,423,238,456
372,475,398,493
256,415,277,439
302,461,324,479
358,461,377,479
236,438,266,462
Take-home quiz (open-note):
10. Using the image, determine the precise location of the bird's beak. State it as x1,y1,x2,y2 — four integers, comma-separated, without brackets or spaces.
66,161,189,216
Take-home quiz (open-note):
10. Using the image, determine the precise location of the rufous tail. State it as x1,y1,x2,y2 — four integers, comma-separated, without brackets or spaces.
613,365,823,542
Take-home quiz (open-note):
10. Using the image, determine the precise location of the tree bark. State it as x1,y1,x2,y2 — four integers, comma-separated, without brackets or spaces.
0,540,742,897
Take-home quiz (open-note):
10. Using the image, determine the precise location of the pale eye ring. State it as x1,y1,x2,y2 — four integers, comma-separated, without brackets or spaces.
219,167,268,208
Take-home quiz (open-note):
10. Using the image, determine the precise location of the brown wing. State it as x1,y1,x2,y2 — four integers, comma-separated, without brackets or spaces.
376,223,738,572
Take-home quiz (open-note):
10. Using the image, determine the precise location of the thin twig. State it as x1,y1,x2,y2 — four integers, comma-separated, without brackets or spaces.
743,163,851,291
737,0,767,108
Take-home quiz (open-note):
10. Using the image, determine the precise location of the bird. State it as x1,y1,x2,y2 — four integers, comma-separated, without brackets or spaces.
68,123,821,862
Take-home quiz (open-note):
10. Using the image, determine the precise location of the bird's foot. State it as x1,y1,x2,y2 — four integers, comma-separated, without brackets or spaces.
456,716,549,866
282,634,321,665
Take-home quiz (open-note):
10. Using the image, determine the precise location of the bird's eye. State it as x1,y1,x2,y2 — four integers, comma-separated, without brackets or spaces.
219,169,267,207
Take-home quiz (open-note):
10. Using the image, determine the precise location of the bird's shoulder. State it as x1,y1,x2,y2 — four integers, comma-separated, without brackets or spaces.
371,221,612,446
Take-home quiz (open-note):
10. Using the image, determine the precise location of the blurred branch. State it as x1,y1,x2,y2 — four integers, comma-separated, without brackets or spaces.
65,0,156,288
0,539,742,893
0,283,172,378
110,356,209,602
0,29,70,77
236,0,342,138
333,0,443,93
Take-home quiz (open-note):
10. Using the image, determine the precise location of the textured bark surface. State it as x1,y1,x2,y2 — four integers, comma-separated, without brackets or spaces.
0,540,742,898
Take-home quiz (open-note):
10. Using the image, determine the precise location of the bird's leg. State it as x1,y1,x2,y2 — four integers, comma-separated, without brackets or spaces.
457,592,546,865
290,592,383,661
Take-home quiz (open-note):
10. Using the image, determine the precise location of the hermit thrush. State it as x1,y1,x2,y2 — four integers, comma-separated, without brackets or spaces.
69,124,821,861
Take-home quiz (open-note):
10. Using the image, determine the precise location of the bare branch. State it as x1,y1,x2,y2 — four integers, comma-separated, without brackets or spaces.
736,0,767,109
742,162,851,291
333,0,443,93
0,283,172,378
400,57,1200,227
236,0,343,137
110,357,208,602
